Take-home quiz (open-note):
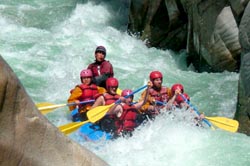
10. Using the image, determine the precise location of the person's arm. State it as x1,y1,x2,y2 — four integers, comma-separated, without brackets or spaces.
137,82,152,112
67,87,82,111
91,95,105,109
108,104,123,117
167,87,181,106
95,61,113,82
93,73,111,85
101,61,113,76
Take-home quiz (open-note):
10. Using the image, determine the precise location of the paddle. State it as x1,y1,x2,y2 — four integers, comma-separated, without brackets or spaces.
98,87,122,95
156,100,238,132
59,120,90,135
204,117,239,132
37,100,95,115
59,85,147,135
70,88,123,118
179,94,239,132
87,85,147,123
116,88,122,95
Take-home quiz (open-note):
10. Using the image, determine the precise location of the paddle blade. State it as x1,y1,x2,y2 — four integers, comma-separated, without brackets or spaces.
205,117,239,133
36,102,67,115
97,86,122,95
116,88,122,95
87,104,115,123
59,120,89,135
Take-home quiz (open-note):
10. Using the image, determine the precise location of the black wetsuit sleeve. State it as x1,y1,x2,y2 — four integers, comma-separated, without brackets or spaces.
93,73,111,87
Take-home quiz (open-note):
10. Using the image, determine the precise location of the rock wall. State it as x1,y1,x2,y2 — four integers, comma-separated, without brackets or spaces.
127,0,250,134
128,0,244,72
0,55,108,166
236,2,250,135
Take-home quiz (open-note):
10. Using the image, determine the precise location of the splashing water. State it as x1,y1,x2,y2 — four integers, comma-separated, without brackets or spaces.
1,1,249,166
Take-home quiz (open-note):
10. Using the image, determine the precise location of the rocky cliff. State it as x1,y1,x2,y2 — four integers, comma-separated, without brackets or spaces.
0,55,108,166
127,0,250,135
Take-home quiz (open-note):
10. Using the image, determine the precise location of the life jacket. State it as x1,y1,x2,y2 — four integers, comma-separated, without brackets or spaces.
148,86,169,102
77,84,98,101
103,93,120,105
115,104,138,134
75,84,98,112
88,60,114,77
98,92,120,133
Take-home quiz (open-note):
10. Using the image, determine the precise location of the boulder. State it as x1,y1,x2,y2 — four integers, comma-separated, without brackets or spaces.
0,55,108,166
236,1,250,135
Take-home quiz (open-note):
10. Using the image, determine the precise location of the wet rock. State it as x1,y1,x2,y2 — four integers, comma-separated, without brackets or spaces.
0,55,108,166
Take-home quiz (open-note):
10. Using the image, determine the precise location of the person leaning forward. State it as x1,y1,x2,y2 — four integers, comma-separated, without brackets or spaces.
87,46,114,88
90,77,120,134
107,89,148,138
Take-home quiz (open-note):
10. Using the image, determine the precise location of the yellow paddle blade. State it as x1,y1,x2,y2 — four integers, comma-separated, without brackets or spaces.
116,88,122,95
97,87,122,95
36,102,53,109
59,120,89,135
87,103,115,123
36,102,67,115
205,117,239,133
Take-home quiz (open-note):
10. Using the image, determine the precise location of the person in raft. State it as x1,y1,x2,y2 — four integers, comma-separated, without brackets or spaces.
87,46,114,89
170,83,205,125
90,77,121,133
67,69,102,122
138,71,173,120
107,88,149,138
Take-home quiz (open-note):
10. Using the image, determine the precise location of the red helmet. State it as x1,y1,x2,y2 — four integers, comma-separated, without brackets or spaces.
80,69,93,78
171,83,184,94
121,89,133,97
106,77,119,89
175,93,189,105
149,71,163,81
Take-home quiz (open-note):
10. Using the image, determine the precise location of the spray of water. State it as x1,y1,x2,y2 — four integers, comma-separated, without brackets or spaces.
1,1,247,166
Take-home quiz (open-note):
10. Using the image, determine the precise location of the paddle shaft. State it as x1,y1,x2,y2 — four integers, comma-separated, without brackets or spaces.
59,85,148,135
115,85,148,104
38,100,95,111
179,94,213,128
87,85,148,123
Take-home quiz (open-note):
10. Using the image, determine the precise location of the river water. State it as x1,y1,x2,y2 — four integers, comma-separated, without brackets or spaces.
1,1,249,166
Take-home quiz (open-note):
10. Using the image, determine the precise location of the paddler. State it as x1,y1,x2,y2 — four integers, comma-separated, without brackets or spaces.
67,69,102,121
107,88,149,138
137,71,173,120
170,83,205,125
87,46,114,89
90,77,121,133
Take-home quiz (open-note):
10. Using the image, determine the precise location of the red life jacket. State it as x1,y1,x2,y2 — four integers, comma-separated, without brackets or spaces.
77,84,98,101
88,60,114,77
100,93,120,125
149,86,169,102
115,104,137,133
73,84,98,112
103,93,120,105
